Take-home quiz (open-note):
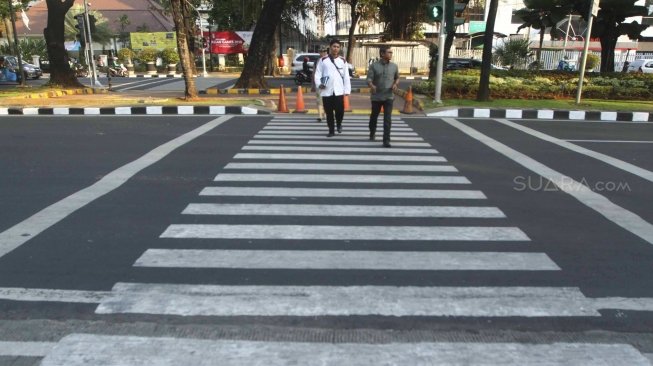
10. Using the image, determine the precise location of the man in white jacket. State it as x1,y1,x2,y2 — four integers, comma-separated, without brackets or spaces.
314,39,352,137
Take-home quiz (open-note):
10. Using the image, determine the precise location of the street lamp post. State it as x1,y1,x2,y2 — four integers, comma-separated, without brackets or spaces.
185,0,208,77
8,0,25,87
83,0,102,87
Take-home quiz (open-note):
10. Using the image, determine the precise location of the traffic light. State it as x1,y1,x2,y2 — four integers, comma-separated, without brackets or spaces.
88,15,97,34
426,0,444,22
201,37,207,49
74,14,86,47
445,0,468,34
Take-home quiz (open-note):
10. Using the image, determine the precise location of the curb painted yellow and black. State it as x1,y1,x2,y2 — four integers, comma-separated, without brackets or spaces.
24,88,108,99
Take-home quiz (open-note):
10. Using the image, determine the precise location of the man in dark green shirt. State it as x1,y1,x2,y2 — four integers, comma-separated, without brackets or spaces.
366,46,399,147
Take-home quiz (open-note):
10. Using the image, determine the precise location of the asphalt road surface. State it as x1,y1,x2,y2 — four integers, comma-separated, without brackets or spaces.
1,115,652,365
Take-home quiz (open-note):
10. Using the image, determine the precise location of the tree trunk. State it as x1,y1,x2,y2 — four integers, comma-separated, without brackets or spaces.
4,18,15,54
45,0,83,87
170,0,198,99
537,27,545,68
600,33,617,73
182,1,199,76
346,2,360,63
235,0,287,88
476,0,498,102
444,31,455,61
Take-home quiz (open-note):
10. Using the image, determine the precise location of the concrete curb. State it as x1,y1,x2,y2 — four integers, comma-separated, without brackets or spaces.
202,87,373,96
24,88,108,99
0,106,269,116
427,108,653,122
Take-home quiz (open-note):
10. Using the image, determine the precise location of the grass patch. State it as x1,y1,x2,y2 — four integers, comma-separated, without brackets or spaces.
0,94,265,108
421,97,653,112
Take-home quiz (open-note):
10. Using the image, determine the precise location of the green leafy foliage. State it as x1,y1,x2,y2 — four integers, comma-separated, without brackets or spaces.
137,47,159,63
117,48,135,63
160,47,180,64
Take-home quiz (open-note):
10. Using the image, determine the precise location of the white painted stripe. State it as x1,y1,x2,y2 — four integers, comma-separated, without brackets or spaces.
426,109,458,117
242,146,438,154
601,111,618,121
268,122,408,126
200,187,487,199
505,109,522,119
209,106,225,114
0,287,110,303
537,109,554,119
23,108,39,115
135,249,558,270
160,224,528,241
84,107,100,115
182,203,504,217
249,140,431,147
97,283,594,316
0,341,57,357
592,297,653,311
224,163,458,172
259,131,419,136
53,108,70,115
234,153,445,162
41,335,651,366
632,112,649,122
146,106,162,115
254,135,424,141
177,106,194,115
115,107,132,115
569,111,586,120
242,107,259,115
494,119,653,183
0,116,234,259
273,118,404,122
48,335,653,366
447,118,653,245
565,139,653,144
473,109,490,118
214,173,470,184
264,126,413,131
0,108,8,115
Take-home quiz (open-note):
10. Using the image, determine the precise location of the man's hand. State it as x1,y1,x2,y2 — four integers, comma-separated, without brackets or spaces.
392,83,399,92
319,84,326,89
370,84,377,93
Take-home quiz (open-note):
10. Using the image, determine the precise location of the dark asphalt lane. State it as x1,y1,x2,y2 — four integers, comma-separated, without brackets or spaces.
406,117,653,299
1,115,653,336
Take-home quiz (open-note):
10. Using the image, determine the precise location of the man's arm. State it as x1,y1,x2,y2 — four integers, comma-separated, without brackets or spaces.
366,64,376,93
314,58,323,88
392,64,400,91
343,59,351,95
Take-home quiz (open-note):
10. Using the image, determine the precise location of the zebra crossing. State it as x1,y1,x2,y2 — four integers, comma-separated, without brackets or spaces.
46,115,650,364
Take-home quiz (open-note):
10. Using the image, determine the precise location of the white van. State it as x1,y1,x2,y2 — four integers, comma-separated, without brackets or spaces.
627,59,653,73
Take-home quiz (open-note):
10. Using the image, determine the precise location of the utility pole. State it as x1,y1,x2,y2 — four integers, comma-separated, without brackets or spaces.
186,0,208,77
83,0,102,87
575,0,598,104
8,0,25,86
434,0,447,104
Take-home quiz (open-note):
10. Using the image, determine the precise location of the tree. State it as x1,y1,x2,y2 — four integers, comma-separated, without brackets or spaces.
476,0,498,101
0,0,30,55
45,0,83,87
574,0,649,72
493,38,533,69
116,14,130,48
170,0,198,98
380,0,429,40
514,0,572,67
340,0,381,62
234,0,288,88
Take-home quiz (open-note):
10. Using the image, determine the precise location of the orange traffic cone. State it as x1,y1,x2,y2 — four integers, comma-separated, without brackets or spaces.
343,94,352,112
402,86,415,114
277,85,289,113
293,86,308,113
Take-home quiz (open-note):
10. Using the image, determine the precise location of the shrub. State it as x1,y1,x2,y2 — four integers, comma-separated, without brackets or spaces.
137,47,158,63
117,48,135,63
160,47,180,64
585,54,600,71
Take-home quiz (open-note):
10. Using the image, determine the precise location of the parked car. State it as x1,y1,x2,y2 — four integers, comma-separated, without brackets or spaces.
0,56,22,83
291,52,358,78
1,55,42,79
445,58,507,71
627,59,653,73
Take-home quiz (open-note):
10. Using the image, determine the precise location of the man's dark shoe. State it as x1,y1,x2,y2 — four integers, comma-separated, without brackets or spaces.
383,141,391,148
337,125,342,133
327,133,335,137
369,134,375,141
317,118,322,122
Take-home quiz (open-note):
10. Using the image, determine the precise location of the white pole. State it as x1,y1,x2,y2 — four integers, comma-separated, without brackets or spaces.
199,12,208,77
83,0,102,87
575,0,598,104
434,0,446,104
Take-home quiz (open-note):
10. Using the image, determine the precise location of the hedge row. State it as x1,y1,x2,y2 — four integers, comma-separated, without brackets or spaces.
413,69,653,100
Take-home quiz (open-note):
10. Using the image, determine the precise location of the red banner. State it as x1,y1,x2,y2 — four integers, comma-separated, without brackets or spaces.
203,31,253,54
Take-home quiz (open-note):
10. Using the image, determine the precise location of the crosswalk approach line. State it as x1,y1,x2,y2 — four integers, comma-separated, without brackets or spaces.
199,187,487,199
223,163,458,172
40,334,652,366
